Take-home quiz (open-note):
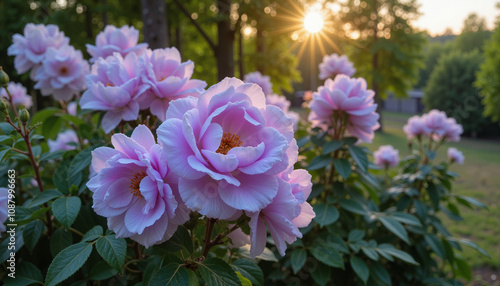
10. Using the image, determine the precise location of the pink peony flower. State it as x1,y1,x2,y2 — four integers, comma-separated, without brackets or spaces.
308,75,380,143
266,94,299,131
86,25,148,62
87,125,189,247
48,129,79,152
157,77,296,220
67,101,77,116
441,117,463,142
403,115,429,140
227,225,251,248
373,145,400,168
422,109,448,136
447,147,464,164
7,23,69,76
80,52,149,133
0,82,33,109
0,188,8,233
34,45,89,101
243,71,273,95
319,53,356,80
140,47,206,121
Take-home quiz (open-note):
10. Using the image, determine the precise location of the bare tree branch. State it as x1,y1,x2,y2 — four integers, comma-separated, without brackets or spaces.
172,0,217,53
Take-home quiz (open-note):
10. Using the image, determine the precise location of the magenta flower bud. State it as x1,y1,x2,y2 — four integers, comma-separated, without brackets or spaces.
319,53,356,80
243,71,273,95
374,145,400,168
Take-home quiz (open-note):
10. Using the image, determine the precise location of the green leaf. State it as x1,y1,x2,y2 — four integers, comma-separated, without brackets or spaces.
45,242,93,286
198,257,241,286
4,262,43,286
81,225,103,242
340,199,367,215
350,256,369,284
334,158,351,179
96,234,127,271
313,203,339,227
151,264,190,286
26,189,63,208
379,217,410,244
348,145,369,173
307,155,331,171
89,260,118,280
162,225,193,254
455,195,487,209
39,150,66,162
389,212,422,227
231,259,264,286
290,249,307,274
424,234,446,259
22,220,44,252
30,108,59,127
236,272,252,286
310,262,331,286
52,196,81,228
454,257,472,280
361,245,379,261
370,262,391,285
50,227,73,257
377,244,419,265
322,140,342,154
43,116,63,140
426,182,440,209
348,229,366,242
445,237,490,258
69,148,92,184
342,137,357,145
15,206,51,226
53,160,71,195
310,243,344,269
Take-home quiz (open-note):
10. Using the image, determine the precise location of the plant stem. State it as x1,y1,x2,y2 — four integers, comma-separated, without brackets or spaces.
201,218,216,259
69,227,84,237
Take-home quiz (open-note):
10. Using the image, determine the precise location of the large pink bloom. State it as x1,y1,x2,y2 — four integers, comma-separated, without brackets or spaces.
266,94,299,131
0,188,8,233
422,109,448,136
140,47,206,121
319,53,356,80
308,75,380,143
374,145,400,168
243,72,273,95
80,52,149,133
157,77,295,219
34,45,89,101
86,25,148,62
0,82,33,109
7,24,69,76
87,125,189,247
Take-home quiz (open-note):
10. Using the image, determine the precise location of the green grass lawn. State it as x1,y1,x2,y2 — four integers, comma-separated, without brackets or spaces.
368,111,500,269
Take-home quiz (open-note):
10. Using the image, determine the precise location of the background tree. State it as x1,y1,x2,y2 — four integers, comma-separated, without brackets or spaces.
338,0,426,131
475,5,500,124
415,41,453,89
454,13,492,53
141,0,169,49
425,51,499,137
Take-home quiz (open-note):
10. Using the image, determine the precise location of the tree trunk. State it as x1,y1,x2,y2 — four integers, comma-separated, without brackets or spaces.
141,0,169,49
238,28,244,78
372,0,383,132
216,0,235,80
256,29,265,73
101,0,108,26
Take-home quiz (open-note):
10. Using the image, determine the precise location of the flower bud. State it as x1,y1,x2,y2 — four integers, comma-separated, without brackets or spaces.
19,108,30,123
0,98,9,113
0,67,9,88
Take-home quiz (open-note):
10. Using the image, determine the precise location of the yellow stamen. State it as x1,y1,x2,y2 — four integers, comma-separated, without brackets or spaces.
216,132,243,155
106,83,113,87
129,171,147,198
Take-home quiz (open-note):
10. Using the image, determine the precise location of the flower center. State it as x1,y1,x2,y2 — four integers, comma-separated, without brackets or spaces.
216,132,243,155
60,67,68,75
106,83,113,87
129,171,147,198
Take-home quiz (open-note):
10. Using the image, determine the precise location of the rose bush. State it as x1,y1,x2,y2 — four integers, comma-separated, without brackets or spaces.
0,23,487,286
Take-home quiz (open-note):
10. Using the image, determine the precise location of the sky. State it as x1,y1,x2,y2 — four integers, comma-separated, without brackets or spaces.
413,0,498,35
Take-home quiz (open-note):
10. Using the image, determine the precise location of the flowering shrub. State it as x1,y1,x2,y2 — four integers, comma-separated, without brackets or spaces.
0,23,487,286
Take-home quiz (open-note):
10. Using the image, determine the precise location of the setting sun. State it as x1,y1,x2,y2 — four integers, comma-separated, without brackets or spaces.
304,11,324,33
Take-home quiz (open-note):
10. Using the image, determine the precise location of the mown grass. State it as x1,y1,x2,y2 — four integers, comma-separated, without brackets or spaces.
367,111,500,269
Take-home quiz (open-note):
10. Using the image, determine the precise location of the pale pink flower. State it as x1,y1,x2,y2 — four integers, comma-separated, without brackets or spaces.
140,47,206,121
48,130,79,152
67,101,77,116
441,118,463,142
243,71,273,95
403,115,429,140
319,53,356,80
86,25,148,62
447,147,464,164
266,94,299,131
423,109,448,136
0,82,32,109
308,75,380,143
374,145,400,168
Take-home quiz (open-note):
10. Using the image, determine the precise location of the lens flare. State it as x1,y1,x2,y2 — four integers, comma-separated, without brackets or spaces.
304,11,324,33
